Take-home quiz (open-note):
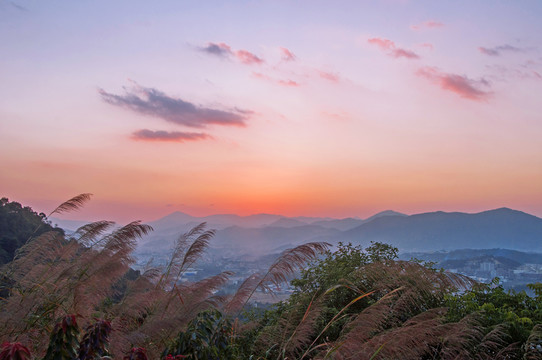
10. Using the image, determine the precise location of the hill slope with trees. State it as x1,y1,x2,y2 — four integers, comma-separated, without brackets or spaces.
0,197,64,264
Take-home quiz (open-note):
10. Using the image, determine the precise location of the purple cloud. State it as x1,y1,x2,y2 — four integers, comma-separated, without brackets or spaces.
132,129,211,142
200,42,233,57
99,83,249,128
478,44,523,56
198,42,264,65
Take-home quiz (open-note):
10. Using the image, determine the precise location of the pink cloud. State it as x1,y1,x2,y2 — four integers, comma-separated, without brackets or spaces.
252,72,300,87
235,50,264,65
411,20,444,30
318,70,340,83
280,47,296,61
322,111,350,121
391,48,420,59
252,72,269,80
420,43,434,50
416,67,491,101
368,37,420,59
199,42,265,65
278,79,300,87
132,129,211,142
367,37,395,50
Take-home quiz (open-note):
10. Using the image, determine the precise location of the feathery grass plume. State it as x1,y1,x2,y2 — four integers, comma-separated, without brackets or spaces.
523,324,542,359
338,308,448,360
327,290,398,358
71,221,116,248
436,314,484,359
59,222,152,315
265,242,331,288
301,289,375,359
48,193,93,217
0,232,80,349
224,273,263,314
158,222,213,289
106,224,223,358
176,225,215,280
20,193,93,247
295,260,474,359
491,342,522,360
281,292,325,357
0,220,153,355
475,323,514,357
237,242,330,313
122,271,233,357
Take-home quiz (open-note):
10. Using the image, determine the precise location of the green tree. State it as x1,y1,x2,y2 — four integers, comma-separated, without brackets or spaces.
0,197,64,264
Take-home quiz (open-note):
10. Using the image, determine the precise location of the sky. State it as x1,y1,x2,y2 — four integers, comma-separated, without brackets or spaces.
1,0,542,223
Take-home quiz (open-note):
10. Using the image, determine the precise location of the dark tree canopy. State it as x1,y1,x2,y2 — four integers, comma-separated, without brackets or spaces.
0,197,64,264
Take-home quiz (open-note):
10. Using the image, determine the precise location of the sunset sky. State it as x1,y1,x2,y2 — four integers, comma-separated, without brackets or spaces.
1,0,542,222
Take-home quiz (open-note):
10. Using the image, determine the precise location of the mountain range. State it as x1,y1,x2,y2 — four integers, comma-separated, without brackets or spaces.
131,208,542,259
53,208,542,259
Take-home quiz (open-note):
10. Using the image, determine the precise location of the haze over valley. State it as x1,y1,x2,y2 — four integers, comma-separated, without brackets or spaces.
53,206,542,290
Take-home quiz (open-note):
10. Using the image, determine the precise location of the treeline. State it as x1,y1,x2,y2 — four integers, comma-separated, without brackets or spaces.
0,197,64,264
1,195,541,359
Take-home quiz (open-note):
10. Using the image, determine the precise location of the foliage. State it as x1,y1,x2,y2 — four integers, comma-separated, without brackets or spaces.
0,197,64,265
122,348,147,360
78,319,112,360
287,242,400,342
3,196,542,359
248,242,475,359
43,315,81,360
162,309,234,360
444,280,542,358
0,342,31,360
0,196,328,359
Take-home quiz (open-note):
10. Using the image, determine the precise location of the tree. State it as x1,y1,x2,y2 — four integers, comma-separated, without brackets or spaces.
0,197,64,264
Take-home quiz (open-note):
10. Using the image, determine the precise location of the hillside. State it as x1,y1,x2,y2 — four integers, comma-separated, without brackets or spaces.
0,198,64,264
337,208,542,252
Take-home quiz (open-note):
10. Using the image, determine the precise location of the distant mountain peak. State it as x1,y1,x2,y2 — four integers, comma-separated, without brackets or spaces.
268,217,308,228
365,210,406,221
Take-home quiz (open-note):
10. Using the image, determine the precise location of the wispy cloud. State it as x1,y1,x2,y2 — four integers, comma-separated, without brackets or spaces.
322,111,350,121
486,63,542,81
132,129,211,142
199,41,264,65
368,37,420,59
235,50,264,65
252,72,300,87
411,20,444,30
277,79,299,87
317,70,340,83
478,44,523,56
280,47,296,61
200,42,233,57
99,82,249,127
420,43,434,50
9,1,29,12
416,67,491,101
